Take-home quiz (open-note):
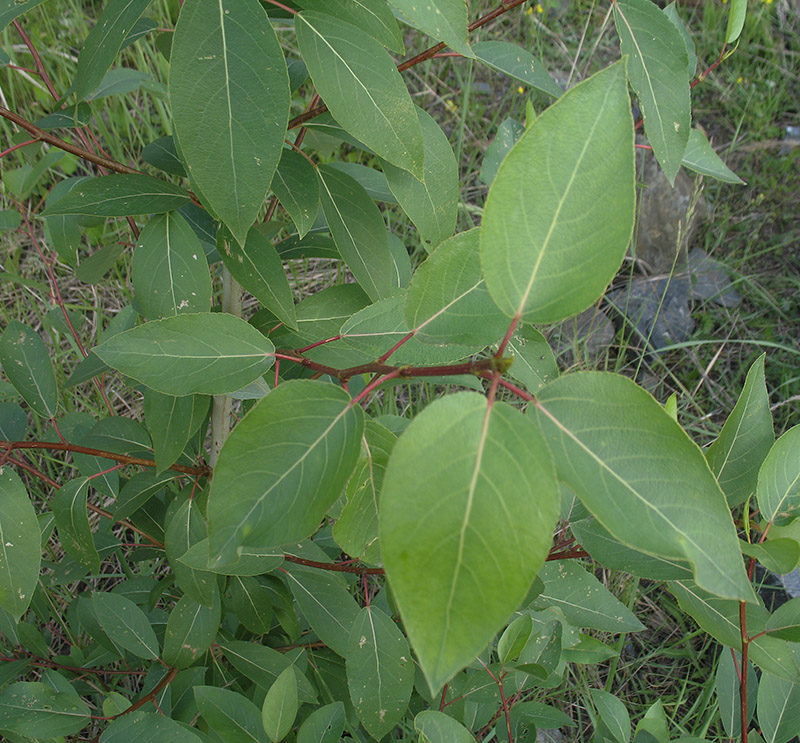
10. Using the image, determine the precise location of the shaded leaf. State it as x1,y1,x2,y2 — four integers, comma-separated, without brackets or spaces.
295,0,403,52
52,477,100,572
504,325,558,394
415,710,475,742
100,710,203,742
262,666,298,743
388,0,472,57
757,425,800,526
473,41,562,98
194,685,268,743
0,321,58,418
162,593,220,668
92,592,159,659
142,135,186,176
682,129,745,184
144,389,209,473
0,682,89,738
480,117,524,187
270,148,319,239
297,702,345,743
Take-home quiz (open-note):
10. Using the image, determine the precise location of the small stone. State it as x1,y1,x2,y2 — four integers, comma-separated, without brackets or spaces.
687,247,741,308
553,307,615,363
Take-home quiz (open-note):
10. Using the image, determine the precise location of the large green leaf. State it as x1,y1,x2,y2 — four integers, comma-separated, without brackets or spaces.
404,228,508,346
295,0,404,52
0,682,89,738
613,0,690,184
222,641,317,702
706,354,774,506
670,581,800,682
757,425,800,526
296,12,424,177
285,568,361,657
472,41,562,98
0,468,41,621
480,62,634,324
381,108,459,251
170,0,289,245
589,690,631,743
92,592,159,659
347,605,414,739
132,211,212,319
532,562,644,632
165,499,217,607
725,0,747,43
162,593,220,668
270,148,319,239
228,575,273,634
533,373,755,601
195,686,268,743
41,174,190,217
74,0,152,100
387,0,472,57
0,320,58,418
52,477,100,572
94,313,275,396
757,672,800,743
381,393,560,694
220,226,297,329
415,710,475,743
297,702,345,743
207,381,363,566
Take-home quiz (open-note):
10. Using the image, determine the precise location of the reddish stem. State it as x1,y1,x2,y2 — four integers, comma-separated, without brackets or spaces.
283,554,384,575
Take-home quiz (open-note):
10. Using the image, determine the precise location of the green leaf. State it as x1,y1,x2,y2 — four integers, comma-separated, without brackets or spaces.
220,226,297,329
333,420,396,563
144,389,209,473
757,425,800,526
286,568,361,657
164,498,217,607
292,284,369,342
52,477,100,572
329,162,396,203
571,517,693,581
180,538,283,576
194,686,268,743
0,209,21,231
223,641,317,702
41,174,190,217
74,0,152,101
318,164,396,302
0,402,27,440
347,605,414,739
92,592,159,659
0,468,41,621
533,372,755,602
504,325,558,394
94,313,276,396
381,393,560,694
387,0,472,58
415,710,475,743
381,107,459,251
162,593,220,668
142,135,186,176
589,689,631,743
532,562,644,632
296,12,424,177
295,0,404,52
297,702,345,743
228,576,273,634
480,117,525,187
0,321,58,418
757,672,800,743
270,148,319,239
262,666,298,743
170,0,289,245
739,538,799,575
0,0,48,30
682,129,745,184
765,597,800,642
715,649,757,739
100,710,203,742
472,41,562,98
662,2,696,77
404,229,509,346
86,67,152,99
132,211,213,319
670,581,800,682
207,380,363,566
725,0,747,43
0,682,89,738
481,62,634,324
613,0,691,184
497,613,533,665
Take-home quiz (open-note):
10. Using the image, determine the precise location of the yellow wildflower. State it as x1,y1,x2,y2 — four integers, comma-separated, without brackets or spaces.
517,85,525,94
736,76,743,83
536,3,544,12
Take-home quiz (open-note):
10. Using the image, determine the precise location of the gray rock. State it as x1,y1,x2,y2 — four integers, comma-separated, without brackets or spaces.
553,307,615,363
687,247,741,308
781,568,800,599
634,154,709,274
606,277,694,351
